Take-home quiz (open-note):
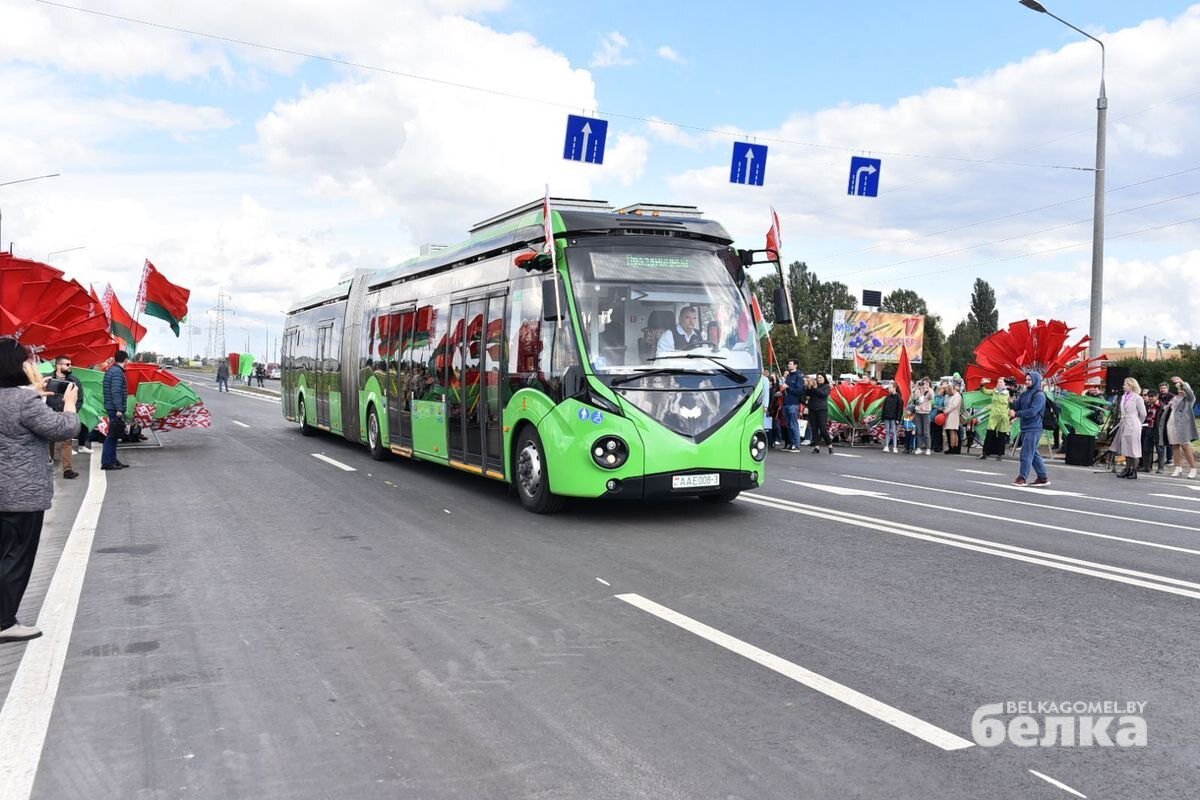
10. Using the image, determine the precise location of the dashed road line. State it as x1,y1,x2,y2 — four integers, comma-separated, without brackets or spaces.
616,593,974,751
1028,769,1087,798
311,453,356,472
232,420,250,428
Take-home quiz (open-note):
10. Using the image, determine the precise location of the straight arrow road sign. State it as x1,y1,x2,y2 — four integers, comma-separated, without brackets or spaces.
730,142,768,186
848,156,882,197
564,114,608,164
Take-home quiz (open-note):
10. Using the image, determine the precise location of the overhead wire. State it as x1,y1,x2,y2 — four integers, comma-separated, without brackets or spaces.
33,0,1093,171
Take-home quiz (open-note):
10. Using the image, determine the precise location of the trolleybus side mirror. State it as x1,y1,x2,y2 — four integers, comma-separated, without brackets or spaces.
516,251,552,272
773,286,792,324
542,279,561,321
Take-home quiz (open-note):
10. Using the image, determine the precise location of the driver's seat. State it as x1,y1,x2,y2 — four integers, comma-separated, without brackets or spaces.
646,309,676,332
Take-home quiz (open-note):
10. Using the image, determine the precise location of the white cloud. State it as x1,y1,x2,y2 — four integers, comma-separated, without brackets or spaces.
656,45,685,64
662,6,1200,344
590,31,633,68
602,133,650,186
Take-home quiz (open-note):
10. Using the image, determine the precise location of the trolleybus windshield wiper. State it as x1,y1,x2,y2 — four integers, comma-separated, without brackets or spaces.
608,368,698,387
645,353,749,384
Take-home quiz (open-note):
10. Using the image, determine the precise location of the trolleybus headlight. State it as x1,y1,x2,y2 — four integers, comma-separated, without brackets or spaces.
750,431,768,462
591,436,629,469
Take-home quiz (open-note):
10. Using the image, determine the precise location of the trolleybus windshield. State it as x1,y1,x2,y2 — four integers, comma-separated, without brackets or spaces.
569,243,761,384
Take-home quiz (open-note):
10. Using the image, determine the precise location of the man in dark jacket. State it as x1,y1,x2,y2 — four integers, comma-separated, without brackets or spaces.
46,356,84,479
216,359,230,392
101,351,129,471
782,359,806,451
1011,371,1049,486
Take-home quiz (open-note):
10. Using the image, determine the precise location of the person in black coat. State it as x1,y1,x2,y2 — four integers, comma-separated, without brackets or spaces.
807,373,833,454
880,382,904,453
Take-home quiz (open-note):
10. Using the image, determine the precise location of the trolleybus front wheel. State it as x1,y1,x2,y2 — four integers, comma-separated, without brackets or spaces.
514,427,565,514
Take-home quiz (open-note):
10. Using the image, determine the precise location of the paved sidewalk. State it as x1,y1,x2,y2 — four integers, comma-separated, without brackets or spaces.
0,452,93,706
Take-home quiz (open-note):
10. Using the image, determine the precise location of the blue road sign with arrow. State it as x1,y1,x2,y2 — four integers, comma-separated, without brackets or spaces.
730,142,768,186
563,114,608,164
848,156,881,196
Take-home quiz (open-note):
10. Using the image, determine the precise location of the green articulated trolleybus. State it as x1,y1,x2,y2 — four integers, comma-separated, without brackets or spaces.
282,198,771,513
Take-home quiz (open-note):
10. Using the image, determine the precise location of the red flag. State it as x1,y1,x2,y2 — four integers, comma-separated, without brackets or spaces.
895,344,913,405
103,283,147,351
765,207,782,262
853,350,868,373
138,260,190,336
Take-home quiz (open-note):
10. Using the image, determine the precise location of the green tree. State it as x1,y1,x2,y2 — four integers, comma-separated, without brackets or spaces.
946,320,980,376
966,279,999,339
750,261,855,374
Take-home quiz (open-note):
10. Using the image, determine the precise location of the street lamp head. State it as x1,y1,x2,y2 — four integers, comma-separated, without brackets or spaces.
1019,0,1048,12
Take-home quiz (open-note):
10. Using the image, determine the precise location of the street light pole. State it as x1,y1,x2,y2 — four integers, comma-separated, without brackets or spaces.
1019,1,1106,359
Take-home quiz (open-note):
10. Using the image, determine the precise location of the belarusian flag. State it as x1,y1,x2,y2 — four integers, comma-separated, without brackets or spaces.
750,293,772,339
102,283,146,354
853,350,869,373
137,260,190,336
765,207,782,262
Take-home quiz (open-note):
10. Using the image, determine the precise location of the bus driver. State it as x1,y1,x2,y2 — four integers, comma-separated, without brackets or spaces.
656,306,704,356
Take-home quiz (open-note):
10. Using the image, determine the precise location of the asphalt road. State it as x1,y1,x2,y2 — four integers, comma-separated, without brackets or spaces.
3,377,1198,799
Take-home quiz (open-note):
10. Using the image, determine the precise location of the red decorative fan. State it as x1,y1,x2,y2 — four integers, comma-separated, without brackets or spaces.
124,362,182,392
966,319,1105,394
0,253,117,366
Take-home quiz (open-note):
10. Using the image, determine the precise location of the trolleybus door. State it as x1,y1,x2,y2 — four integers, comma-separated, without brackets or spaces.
385,305,415,450
316,323,332,427
445,302,468,462
481,292,506,476
448,294,506,474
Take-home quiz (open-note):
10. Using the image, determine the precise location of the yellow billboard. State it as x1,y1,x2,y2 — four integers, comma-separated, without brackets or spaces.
831,310,925,363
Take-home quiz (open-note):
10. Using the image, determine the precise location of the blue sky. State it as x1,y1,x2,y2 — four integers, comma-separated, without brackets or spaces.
2,0,1199,358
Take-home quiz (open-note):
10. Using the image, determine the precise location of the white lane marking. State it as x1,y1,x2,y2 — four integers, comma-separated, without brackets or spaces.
844,475,1200,534
956,468,1003,476
978,481,1085,497
596,578,611,586
976,480,1200,517
311,453,356,472
616,593,974,751
1150,493,1200,503
832,480,1200,557
1028,769,1087,798
231,420,251,428
186,382,280,404
739,494,1200,600
783,481,888,497
0,451,107,799
830,452,862,458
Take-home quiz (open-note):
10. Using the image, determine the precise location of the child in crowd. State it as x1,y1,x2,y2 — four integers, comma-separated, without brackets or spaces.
902,411,917,453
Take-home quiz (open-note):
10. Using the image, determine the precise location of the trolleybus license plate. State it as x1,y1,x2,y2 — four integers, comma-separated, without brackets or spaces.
672,473,720,490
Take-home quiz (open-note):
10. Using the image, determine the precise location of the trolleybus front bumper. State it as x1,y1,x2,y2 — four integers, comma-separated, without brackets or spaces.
598,468,760,500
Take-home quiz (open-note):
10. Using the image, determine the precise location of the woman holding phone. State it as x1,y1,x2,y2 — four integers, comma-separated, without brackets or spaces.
0,339,80,642
1165,375,1197,479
